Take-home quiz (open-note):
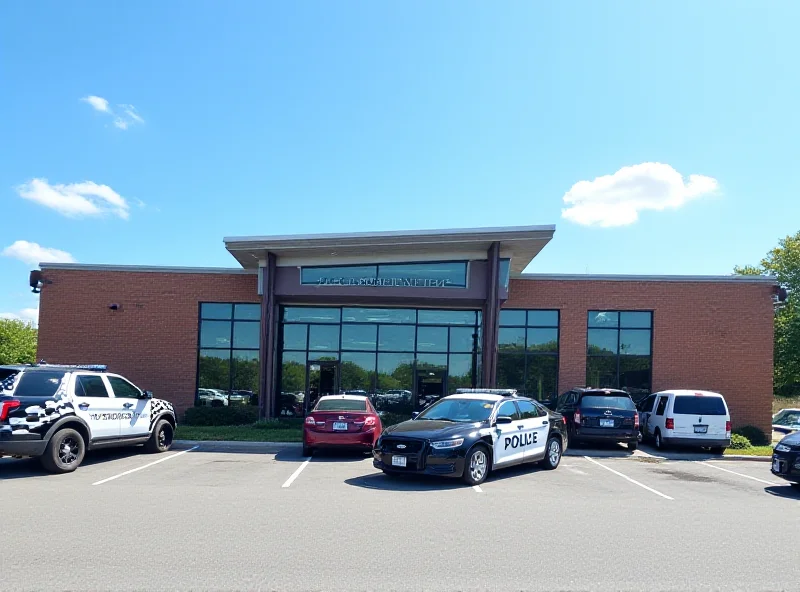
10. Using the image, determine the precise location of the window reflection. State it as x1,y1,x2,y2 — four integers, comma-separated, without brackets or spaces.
232,350,259,405
279,352,305,417
308,325,340,351
341,324,377,351
586,310,652,395
283,307,341,323
198,350,231,407
200,321,231,348
282,324,307,350
342,308,416,324
416,326,448,352
499,328,525,352
378,325,415,352
200,303,232,320
496,309,560,400
340,352,376,394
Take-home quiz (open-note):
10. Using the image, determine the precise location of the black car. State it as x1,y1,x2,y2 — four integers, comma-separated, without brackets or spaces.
373,389,568,486
554,388,639,451
771,431,800,486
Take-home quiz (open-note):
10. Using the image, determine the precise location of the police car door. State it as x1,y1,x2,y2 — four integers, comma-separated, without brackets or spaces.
517,400,549,461
493,400,525,466
71,373,121,439
106,375,151,437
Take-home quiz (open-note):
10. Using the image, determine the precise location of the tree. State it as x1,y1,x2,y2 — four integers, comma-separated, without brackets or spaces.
735,230,800,396
0,319,38,365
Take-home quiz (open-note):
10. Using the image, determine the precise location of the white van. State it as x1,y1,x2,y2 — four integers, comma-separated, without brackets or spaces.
638,390,731,453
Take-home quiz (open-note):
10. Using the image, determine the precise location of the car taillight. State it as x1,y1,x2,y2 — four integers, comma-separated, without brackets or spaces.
0,399,20,421
304,416,316,426
574,408,582,424
363,416,377,427
665,418,674,430
634,413,640,429
725,421,731,433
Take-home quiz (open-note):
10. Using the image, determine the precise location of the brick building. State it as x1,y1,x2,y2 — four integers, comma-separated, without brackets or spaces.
35,226,777,433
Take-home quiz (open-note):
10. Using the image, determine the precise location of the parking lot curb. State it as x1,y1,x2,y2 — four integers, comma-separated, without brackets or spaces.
173,440,302,453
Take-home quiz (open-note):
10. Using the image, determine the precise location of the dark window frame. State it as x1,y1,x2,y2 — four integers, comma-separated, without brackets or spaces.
586,310,653,396
496,309,560,400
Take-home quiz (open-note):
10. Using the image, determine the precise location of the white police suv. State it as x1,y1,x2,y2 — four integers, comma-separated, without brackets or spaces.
0,363,177,473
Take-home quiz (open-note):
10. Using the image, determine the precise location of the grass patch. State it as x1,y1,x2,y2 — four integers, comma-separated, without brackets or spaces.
175,419,302,442
724,445,774,456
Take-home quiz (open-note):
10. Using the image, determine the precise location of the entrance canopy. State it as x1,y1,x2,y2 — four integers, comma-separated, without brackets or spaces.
224,225,555,274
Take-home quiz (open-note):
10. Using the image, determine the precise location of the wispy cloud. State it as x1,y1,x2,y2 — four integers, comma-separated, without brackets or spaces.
81,95,145,130
2,240,76,266
16,178,131,219
0,308,39,327
561,162,720,227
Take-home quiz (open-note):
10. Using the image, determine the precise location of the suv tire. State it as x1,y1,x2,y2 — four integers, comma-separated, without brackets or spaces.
654,429,664,450
302,444,313,457
41,428,86,473
145,419,174,453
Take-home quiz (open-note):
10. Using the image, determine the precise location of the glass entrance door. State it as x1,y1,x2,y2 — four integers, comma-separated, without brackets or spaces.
306,361,339,413
415,368,446,412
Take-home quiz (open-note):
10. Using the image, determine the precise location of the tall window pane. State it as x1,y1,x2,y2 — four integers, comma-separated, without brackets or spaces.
234,304,261,320
497,353,525,391
279,352,305,417
449,327,477,353
340,352,376,394
198,350,230,406
527,328,558,352
499,309,526,326
586,356,617,389
283,324,307,350
341,324,378,351
525,356,558,401
587,310,652,394
448,354,473,395
588,311,619,328
201,303,232,320
232,350,259,405
498,327,525,352
376,353,414,416
308,325,340,351
619,329,651,355
527,310,558,327
620,311,652,328
233,321,260,349
200,320,231,349
588,329,618,355
619,356,653,399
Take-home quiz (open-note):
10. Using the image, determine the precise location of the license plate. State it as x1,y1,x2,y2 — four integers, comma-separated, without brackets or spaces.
332,422,348,431
391,455,407,467
694,425,708,434
600,419,614,428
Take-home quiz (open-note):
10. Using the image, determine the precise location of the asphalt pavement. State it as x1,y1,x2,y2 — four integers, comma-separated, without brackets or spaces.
1,443,797,592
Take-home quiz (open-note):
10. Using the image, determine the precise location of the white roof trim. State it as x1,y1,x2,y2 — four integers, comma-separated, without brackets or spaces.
514,273,777,284
39,263,257,275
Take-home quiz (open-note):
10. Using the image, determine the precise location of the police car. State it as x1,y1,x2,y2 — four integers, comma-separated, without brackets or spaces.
0,363,177,473
373,389,567,486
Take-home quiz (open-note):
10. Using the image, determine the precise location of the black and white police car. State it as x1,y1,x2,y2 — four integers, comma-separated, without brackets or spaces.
0,363,177,473
373,389,568,486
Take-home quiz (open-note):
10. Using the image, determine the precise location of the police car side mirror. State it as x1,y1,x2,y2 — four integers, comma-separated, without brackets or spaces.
494,416,513,425
142,390,154,399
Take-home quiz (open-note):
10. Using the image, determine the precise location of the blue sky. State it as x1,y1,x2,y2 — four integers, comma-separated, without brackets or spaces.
1,1,798,323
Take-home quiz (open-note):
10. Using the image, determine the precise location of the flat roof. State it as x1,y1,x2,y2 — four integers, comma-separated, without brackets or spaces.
224,225,556,273
515,273,778,284
39,263,256,275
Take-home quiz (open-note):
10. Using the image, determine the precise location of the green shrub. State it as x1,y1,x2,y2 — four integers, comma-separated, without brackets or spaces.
729,433,752,450
184,406,260,426
733,425,769,446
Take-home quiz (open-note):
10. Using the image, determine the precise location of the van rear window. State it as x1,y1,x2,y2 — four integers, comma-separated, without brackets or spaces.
673,396,726,415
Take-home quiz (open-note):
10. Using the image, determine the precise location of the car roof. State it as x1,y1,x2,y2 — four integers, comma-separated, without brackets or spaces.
661,390,724,398
444,393,505,402
775,408,800,413
317,394,369,402
573,388,629,396
0,364,107,373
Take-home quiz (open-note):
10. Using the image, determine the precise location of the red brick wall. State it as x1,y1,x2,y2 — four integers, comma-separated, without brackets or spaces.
37,269,259,416
505,278,775,434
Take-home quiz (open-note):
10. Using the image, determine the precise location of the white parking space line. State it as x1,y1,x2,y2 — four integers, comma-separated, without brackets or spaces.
696,461,782,486
281,457,311,488
583,456,674,500
472,485,483,493
92,446,199,486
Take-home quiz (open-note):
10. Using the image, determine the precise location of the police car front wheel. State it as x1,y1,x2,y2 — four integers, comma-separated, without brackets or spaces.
462,445,490,486
145,419,174,453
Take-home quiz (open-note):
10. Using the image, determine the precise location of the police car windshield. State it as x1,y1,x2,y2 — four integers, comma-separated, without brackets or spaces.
417,398,494,423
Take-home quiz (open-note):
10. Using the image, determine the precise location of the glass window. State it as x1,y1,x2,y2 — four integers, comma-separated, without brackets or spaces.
340,352,376,393
525,356,558,401
517,400,542,420
497,353,525,390
673,396,727,415
638,394,657,412
588,311,619,328
449,327,477,353
376,353,414,391
278,352,305,417
233,321,260,349
655,396,669,416
234,304,261,320
416,326,448,352
416,353,447,370
586,356,617,389
282,324,307,350
341,324,377,351
13,371,64,397
200,320,231,349
447,354,473,395
342,308,415,324
620,311,652,329
232,350,259,405
498,259,510,290
300,265,377,285
499,309,526,326
619,330,651,355
108,376,141,399
378,325,415,352
580,395,635,410
527,310,559,327
496,401,520,421
527,328,558,353
498,328,525,352
417,310,476,325
283,307,341,323
378,262,467,288
315,398,368,411
308,325,340,351
75,375,108,398
200,303,232,320
588,329,618,355
198,350,231,405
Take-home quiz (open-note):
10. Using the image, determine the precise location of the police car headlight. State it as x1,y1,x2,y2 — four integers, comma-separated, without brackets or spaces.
431,438,464,449
776,444,792,452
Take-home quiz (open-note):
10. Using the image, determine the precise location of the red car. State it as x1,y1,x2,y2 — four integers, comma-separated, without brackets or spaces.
303,395,383,456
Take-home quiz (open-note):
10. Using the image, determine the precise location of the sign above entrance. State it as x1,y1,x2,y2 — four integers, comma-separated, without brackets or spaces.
301,261,468,288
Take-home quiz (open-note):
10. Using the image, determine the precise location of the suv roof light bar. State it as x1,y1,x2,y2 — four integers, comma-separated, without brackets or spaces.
36,361,108,372
455,388,518,395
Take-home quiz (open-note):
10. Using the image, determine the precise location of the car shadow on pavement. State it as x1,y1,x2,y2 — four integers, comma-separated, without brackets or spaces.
567,441,637,458
274,448,372,464
345,472,467,492
765,485,800,500
0,447,145,480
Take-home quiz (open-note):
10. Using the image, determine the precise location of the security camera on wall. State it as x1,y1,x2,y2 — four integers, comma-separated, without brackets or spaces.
29,270,44,293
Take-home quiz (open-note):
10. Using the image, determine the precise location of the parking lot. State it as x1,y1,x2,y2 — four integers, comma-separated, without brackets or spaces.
2,444,798,592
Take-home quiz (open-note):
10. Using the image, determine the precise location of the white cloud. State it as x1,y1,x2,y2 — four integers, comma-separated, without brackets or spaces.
2,241,76,266
17,178,130,219
561,162,720,227
81,96,144,130
81,95,111,113
0,308,39,327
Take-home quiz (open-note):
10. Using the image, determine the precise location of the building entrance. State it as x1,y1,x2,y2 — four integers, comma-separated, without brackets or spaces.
415,368,446,412
306,361,339,413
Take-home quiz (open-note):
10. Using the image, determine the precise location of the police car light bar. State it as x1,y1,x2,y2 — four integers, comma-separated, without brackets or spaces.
37,361,108,372
455,388,517,395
